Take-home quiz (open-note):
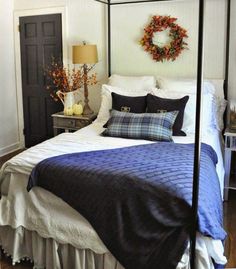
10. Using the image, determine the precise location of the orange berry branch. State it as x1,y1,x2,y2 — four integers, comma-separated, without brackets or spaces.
45,59,97,101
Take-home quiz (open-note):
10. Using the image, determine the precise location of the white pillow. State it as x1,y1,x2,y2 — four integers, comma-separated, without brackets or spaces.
157,77,195,91
96,84,155,123
108,74,156,91
208,79,225,100
151,89,215,135
183,93,214,134
157,77,224,98
156,77,227,131
212,97,227,131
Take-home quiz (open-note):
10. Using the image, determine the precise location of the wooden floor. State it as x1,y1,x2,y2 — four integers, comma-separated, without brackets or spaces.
0,151,235,268
224,189,236,268
0,252,33,269
0,150,24,168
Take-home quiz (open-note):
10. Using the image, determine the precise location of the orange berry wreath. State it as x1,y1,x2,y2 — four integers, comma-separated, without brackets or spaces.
140,15,188,62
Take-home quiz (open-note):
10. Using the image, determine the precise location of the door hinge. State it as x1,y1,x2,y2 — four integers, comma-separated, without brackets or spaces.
23,128,26,135
18,24,21,32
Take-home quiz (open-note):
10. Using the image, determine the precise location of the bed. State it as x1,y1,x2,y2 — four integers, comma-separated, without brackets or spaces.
0,75,228,268
0,0,230,267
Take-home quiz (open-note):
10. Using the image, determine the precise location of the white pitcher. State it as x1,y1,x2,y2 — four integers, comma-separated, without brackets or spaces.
57,91,76,116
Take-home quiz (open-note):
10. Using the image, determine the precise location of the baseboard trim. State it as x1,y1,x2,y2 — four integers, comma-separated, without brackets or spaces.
0,143,22,158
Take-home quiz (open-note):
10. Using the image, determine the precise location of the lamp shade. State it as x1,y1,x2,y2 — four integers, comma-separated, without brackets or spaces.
72,44,98,64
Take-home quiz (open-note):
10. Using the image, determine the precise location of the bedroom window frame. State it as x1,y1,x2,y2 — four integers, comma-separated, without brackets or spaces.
94,0,231,268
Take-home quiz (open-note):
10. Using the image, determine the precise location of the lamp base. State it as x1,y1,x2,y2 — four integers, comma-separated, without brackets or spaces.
82,103,94,116
82,65,94,116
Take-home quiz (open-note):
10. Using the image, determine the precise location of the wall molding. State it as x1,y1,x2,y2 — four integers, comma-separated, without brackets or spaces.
13,6,68,147
0,143,21,158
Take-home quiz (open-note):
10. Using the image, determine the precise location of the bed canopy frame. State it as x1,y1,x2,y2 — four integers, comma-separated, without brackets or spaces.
94,0,231,268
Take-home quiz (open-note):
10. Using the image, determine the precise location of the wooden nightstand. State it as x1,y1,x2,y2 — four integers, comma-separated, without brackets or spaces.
224,128,236,200
52,112,96,136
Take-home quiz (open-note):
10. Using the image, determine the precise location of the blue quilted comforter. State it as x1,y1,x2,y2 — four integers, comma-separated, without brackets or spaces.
27,142,226,269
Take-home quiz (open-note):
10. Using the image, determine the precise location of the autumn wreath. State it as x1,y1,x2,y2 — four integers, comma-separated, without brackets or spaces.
140,15,188,62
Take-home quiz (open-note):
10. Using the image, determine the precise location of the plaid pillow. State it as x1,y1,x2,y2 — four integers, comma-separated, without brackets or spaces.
102,110,178,141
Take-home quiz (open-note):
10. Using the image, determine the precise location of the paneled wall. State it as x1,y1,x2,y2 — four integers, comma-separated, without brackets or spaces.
111,0,226,79
229,0,236,101
0,0,19,156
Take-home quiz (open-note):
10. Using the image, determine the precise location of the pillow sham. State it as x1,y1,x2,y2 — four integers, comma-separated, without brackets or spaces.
182,92,215,134
102,110,178,142
146,94,189,136
156,77,227,131
96,84,156,123
108,74,156,91
156,77,224,98
150,89,215,135
112,92,147,113
213,98,227,131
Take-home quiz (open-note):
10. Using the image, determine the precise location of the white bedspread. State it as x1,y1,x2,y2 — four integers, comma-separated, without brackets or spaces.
0,122,226,266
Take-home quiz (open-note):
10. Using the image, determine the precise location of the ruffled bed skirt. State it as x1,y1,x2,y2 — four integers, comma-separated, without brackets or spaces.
0,225,221,269
0,225,123,269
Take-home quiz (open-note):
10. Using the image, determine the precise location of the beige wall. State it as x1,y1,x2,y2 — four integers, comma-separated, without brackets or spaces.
0,0,19,156
111,0,226,79
229,0,236,102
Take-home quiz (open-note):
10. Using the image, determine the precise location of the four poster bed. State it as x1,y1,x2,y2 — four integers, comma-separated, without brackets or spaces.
0,0,231,269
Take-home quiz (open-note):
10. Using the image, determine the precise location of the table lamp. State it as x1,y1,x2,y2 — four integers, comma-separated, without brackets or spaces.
72,43,98,115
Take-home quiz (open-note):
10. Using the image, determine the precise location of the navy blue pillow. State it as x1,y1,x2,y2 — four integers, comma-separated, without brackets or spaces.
102,110,178,141
147,94,189,136
104,93,147,128
111,92,147,113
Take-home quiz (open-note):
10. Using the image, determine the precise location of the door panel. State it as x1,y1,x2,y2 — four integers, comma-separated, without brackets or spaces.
26,45,39,85
20,14,63,148
43,44,57,67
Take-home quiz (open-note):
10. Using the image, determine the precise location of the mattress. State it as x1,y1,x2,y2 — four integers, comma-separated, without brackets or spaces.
0,122,227,268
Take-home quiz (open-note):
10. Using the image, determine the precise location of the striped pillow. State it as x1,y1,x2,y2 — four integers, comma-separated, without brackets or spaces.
102,110,178,141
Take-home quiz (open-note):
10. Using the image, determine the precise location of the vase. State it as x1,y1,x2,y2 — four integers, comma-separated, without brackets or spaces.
57,91,77,116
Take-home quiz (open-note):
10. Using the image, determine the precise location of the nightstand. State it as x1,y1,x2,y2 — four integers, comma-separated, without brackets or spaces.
224,128,236,200
52,112,96,136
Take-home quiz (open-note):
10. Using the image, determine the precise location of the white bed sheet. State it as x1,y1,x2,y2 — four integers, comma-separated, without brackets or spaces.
0,122,226,267
0,121,225,196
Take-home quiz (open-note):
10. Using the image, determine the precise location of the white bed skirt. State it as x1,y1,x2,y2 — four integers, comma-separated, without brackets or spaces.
0,225,224,269
0,225,124,269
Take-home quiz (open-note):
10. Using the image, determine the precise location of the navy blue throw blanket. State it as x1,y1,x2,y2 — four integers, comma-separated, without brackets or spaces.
27,143,226,269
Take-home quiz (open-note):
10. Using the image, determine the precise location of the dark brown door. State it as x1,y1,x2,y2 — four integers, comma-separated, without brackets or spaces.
19,14,63,148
